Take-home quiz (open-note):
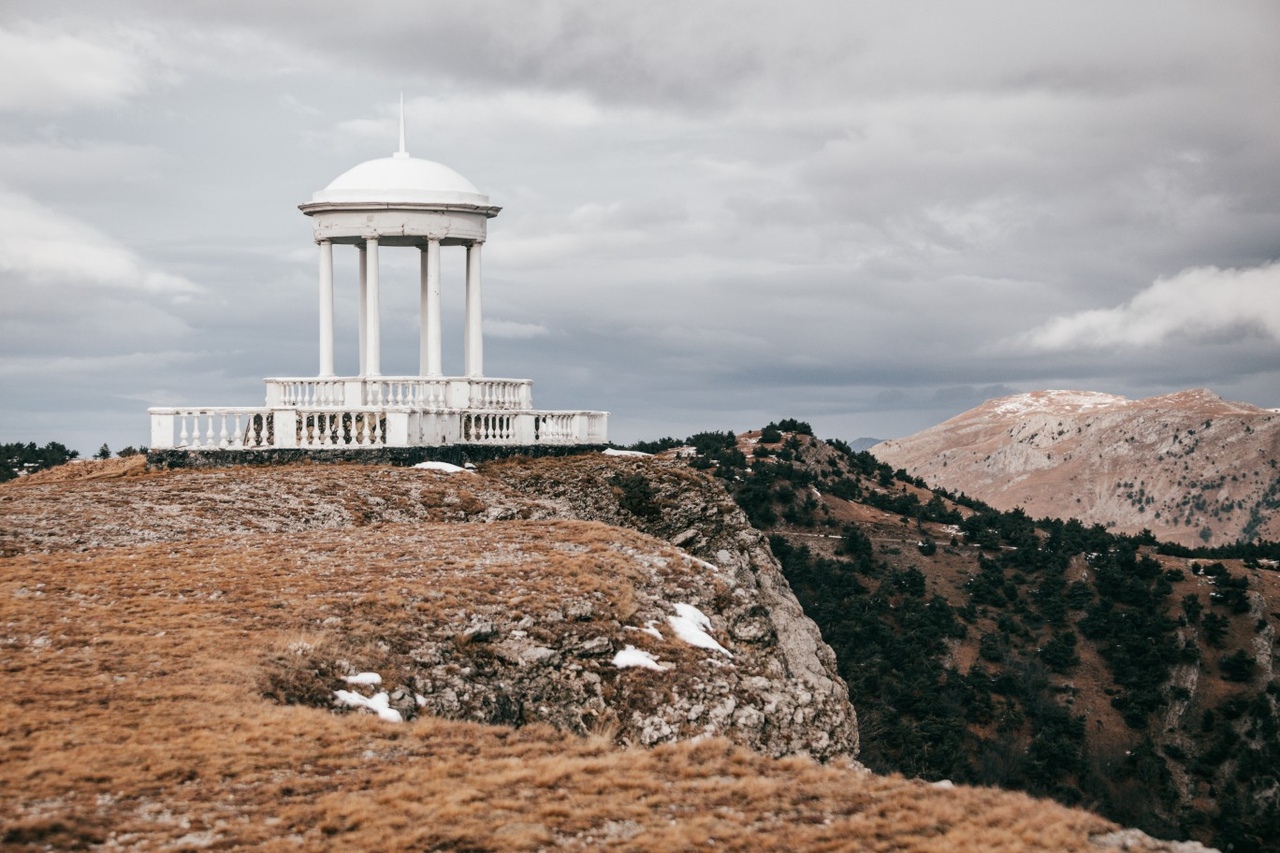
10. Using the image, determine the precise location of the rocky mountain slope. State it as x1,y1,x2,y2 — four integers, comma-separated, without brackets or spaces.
0,454,1206,851
871,389,1280,547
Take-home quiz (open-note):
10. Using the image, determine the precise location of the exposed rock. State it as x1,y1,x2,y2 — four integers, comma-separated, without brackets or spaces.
485,454,860,759
1090,829,1217,852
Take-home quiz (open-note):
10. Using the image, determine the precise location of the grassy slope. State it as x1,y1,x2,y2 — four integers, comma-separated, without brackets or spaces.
0,459,1149,852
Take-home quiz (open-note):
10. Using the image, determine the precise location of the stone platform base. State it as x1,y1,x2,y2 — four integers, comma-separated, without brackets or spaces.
146,444,608,471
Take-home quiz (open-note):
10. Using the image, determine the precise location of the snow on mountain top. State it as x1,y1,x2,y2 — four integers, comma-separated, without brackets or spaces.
988,390,1130,418
980,388,1264,420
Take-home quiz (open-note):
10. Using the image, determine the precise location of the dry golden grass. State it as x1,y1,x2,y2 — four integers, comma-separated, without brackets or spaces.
11,455,150,484
0,463,1142,851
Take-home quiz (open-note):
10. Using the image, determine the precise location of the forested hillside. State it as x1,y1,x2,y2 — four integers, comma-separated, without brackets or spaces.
642,424,1280,852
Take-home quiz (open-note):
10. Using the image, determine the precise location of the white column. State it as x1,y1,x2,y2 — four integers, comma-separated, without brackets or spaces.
365,237,381,377
318,240,335,377
420,238,442,376
357,243,368,376
464,241,483,377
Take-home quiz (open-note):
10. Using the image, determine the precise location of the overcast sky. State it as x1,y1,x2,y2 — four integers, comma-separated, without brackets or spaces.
2,1,1278,454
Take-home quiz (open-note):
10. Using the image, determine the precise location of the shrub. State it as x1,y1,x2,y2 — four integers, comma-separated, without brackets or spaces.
775,418,813,436
627,436,682,454
1181,594,1202,624
1220,650,1256,683
608,473,660,520
1202,612,1230,648
1039,632,1080,673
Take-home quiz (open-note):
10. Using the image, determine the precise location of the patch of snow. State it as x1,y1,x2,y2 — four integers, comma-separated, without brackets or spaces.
602,448,651,457
334,688,403,723
672,603,712,631
668,605,733,658
612,645,668,671
931,779,955,790
412,461,471,474
333,689,367,708
684,555,720,573
364,691,404,723
343,672,382,686
625,622,665,640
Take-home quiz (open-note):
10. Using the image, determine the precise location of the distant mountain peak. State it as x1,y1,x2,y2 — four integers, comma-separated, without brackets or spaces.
874,388,1280,547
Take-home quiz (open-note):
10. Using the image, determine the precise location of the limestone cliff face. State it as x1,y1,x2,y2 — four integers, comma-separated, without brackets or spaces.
1,455,858,761
873,389,1280,546
488,455,859,759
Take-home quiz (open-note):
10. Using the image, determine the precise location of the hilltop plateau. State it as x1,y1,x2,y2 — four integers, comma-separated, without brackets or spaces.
871,389,1280,547
0,454,1203,851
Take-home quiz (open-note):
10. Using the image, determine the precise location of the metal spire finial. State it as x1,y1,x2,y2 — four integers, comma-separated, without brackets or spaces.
396,93,408,158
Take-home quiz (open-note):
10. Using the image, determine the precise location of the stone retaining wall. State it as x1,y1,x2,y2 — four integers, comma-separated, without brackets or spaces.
146,444,608,470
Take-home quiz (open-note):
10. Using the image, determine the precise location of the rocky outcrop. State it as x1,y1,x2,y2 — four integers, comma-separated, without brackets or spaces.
3,455,858,761
485,454,859,758
873,389,1280,546
306,515,857,761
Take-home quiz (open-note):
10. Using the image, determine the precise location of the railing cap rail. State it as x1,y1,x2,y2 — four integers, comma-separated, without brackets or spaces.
148,406,273,415
263,375,532,384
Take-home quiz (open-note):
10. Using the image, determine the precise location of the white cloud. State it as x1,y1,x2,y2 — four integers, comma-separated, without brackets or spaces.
1015,262,1280,351
0,23,151,111
0,189,202,297
486,319,550,340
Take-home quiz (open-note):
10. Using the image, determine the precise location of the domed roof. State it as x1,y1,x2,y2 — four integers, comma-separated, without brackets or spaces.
310,152,490,207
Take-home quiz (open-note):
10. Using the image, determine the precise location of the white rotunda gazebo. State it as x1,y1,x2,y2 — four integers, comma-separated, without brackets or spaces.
149,113,608,451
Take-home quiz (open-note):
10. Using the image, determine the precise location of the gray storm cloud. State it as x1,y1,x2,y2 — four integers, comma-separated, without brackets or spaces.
0,1,1277,452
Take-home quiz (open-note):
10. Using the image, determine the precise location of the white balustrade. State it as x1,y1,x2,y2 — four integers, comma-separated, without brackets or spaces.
265,378,346,407
296,410,387,448
266,376,532,411
151,380,606,450
366,378,450,408
582,411,609,443
148,408,273,450
462,413,515,443
534,413,577,443
469,378,533,410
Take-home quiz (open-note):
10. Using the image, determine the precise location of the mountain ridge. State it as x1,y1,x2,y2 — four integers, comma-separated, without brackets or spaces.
871,388,1280,547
